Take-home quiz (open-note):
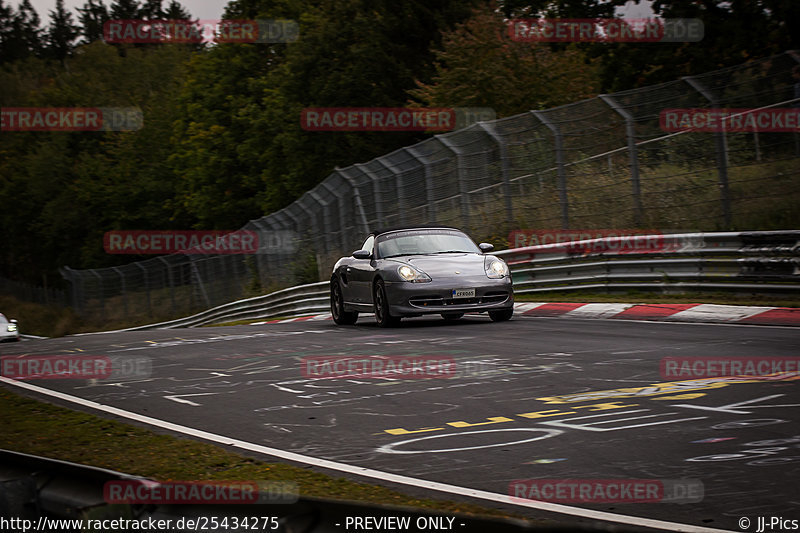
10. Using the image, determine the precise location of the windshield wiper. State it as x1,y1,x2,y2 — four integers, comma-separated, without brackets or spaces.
425,250,472,254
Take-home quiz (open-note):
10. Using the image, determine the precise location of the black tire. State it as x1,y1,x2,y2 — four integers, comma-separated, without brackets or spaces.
489,308,513,322
374,280,400,327
331,279,358,325
441,312,464,321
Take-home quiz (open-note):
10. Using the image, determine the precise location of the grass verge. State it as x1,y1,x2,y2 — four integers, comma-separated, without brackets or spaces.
0,387,521,520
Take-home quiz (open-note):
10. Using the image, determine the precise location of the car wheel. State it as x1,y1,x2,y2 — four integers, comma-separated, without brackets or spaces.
331,279,358,325
441,312,464,321
489,308,513,322
374,280,400,327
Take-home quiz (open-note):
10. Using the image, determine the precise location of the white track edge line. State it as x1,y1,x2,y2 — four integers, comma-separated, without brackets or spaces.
0,377,732,533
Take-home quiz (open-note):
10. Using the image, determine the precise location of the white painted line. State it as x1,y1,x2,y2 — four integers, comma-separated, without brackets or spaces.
563,303,636,318
668,304,775,322
0,377,730,533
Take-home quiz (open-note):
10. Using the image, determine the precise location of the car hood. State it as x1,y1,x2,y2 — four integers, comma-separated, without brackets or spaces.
386,253,488,277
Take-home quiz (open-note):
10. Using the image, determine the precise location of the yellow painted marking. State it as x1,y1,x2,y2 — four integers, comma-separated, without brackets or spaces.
447,416,515,428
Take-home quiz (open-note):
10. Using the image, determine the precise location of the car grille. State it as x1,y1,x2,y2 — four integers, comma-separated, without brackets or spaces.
409,291,509,308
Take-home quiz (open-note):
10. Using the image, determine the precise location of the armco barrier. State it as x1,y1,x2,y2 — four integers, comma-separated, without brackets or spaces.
105,231,797,332
0,449,544,533
495,230,800,295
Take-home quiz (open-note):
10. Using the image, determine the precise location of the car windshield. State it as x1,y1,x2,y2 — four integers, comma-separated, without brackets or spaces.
376,229,480,258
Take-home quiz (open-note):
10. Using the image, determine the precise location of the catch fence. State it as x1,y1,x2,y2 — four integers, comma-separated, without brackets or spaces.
59,51,800,323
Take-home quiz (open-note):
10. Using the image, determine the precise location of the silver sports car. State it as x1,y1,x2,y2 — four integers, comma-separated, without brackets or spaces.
0,313,20,342
330,227,513,327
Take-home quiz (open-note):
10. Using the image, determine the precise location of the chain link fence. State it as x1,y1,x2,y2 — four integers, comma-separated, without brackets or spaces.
58,50,800,325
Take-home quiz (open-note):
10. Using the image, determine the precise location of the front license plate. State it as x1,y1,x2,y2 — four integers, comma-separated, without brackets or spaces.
452,288,476,298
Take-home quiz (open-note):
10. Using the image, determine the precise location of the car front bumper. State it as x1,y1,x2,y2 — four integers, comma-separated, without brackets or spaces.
384,275,513,316
0,330,20,342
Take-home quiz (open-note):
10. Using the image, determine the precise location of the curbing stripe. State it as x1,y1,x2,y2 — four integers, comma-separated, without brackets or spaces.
251,303,800,327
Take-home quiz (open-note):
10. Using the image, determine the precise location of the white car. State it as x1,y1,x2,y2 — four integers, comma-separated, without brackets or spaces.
0,313,20,342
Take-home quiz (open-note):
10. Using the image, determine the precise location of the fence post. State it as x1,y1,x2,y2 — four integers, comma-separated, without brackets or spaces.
355,163,383,228
307,190,331,255
404,146,436,223
435,135,471,230
336,167,371,235
376,157,407,225
90,269,104,316
59,267,82,315
135,263,151,316
189,258,210,309
319,180,349,251
683,75,732,229
156,257,175,315
476,122,514,228
531,111,569,229
112,267,128,317
599,94,643,226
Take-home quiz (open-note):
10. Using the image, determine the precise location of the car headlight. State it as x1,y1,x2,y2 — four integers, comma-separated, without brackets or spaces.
7,324,17,332
484,257,509,278
398,264,431,283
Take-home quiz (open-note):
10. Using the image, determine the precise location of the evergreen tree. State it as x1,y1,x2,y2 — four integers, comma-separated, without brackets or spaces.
44,0,79,62
77,0,108,44
0,1,15,63
139,0,164,20
109,0,139,19
4,0,42,61
163,0,191,20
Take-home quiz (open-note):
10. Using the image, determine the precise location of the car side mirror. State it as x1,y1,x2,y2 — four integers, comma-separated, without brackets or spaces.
352,250,371,259
478,243,494,253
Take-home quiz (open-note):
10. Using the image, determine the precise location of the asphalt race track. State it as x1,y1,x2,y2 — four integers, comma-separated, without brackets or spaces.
1,314,799,532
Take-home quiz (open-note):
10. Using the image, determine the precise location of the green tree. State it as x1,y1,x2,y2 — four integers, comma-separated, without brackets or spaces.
170,0,483,227
44,0,79,62
3,0,42,62
77,0,109,45
408,4,600,116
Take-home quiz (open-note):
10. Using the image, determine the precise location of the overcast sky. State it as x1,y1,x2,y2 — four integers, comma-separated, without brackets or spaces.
27,0,231,21
26,0,654,25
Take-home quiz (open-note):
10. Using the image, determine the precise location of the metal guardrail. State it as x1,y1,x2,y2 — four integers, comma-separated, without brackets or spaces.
0,449,547,533
103,231,798,332
495,230,800,295
101,281,329,333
